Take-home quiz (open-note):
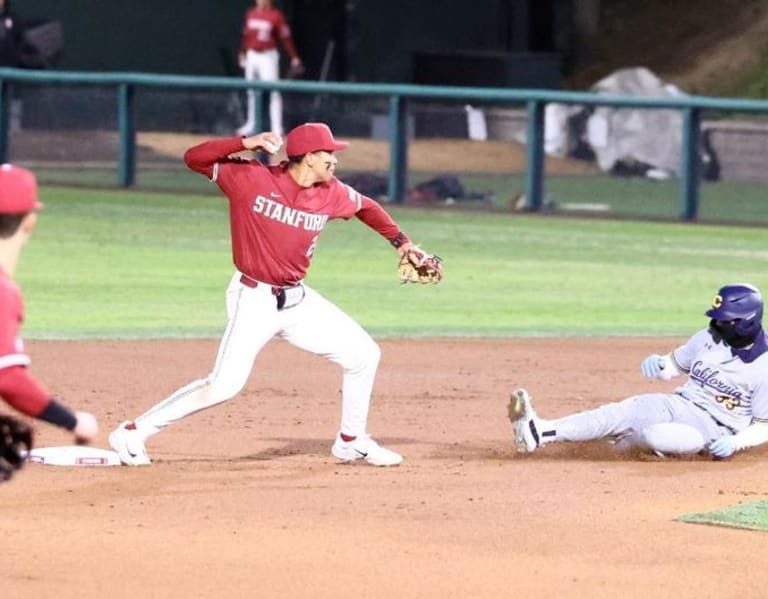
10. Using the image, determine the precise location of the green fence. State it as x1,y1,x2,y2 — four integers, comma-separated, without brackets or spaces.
1,67,768,220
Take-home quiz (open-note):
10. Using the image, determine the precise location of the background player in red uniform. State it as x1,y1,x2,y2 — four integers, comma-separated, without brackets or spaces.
0,164,98,450
110,122,441,467
237,0,303,137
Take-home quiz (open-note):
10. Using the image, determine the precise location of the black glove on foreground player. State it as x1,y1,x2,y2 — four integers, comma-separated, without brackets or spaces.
0,414,32,482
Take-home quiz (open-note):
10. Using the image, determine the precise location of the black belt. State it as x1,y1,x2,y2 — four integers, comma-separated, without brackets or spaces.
239,274,305,311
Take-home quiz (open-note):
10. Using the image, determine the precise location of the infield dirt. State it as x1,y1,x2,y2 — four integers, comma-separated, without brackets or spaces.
10,129,599,176
1,337,766,599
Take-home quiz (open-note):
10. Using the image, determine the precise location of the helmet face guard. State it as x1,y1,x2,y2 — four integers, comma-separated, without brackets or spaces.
706,284,764,348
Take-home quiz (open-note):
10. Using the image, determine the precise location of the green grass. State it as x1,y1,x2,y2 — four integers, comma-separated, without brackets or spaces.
16,185,768,339
677,500,768,532
419,172,768,223
33,166,768,225
726,49,768,99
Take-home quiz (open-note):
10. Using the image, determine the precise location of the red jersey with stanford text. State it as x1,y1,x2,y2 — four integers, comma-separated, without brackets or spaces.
184,137,403,286
0,268,30,372
241,7,293,53
217,161,360,285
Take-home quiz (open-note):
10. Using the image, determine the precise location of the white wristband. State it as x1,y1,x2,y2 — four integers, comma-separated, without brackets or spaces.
730,422,768,451
657,353,680,380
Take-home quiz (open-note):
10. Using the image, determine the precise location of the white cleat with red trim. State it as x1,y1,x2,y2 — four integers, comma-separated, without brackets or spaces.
109,421,151,466
331,433,403,467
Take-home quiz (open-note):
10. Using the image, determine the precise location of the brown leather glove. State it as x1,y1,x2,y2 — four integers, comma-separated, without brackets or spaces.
398,245,443,284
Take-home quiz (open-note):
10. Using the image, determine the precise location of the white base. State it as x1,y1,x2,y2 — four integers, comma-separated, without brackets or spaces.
27,445,122,467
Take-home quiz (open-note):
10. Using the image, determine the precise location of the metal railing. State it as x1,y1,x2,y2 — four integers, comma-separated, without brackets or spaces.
2,67,768,219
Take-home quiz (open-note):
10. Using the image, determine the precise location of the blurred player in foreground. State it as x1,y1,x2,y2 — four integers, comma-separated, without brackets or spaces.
0,164,98,481
109,122,441,467
509,283,768,459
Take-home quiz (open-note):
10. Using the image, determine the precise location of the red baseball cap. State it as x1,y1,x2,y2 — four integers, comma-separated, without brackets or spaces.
0,164,43,214
285,122,349,157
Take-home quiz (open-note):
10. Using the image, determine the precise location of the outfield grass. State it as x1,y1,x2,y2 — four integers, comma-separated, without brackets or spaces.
16,185,768,339
33,166,768,225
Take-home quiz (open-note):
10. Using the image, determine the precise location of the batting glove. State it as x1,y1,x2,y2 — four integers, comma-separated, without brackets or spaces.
709,436,738,459
640,354,665,378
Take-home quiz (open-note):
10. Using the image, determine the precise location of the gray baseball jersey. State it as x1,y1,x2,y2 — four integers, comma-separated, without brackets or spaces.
671,328,768,431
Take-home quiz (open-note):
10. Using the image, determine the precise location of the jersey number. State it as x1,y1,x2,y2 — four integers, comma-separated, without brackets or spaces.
715,395,742,411
248,19,272,42
306,235,318,258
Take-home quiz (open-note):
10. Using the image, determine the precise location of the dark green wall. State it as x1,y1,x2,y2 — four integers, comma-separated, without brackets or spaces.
16,0,250,74
15,0,569,83
345,1,511,82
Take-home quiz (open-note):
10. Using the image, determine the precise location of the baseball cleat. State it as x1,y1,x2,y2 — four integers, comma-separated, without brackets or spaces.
507,388,541,453
108,421,151,466
331,433,403,467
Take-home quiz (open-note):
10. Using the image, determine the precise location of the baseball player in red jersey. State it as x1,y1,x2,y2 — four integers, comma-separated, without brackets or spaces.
237,0,303,137
110,122,440,467
0,164,98,445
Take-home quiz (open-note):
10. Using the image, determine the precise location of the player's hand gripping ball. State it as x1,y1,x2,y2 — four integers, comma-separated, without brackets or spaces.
261,134,283,155
398,245,443,284
0,414,33,483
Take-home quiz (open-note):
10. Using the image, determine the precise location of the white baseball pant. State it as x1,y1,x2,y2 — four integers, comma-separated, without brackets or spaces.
240,48,283,136
543,392,731,454
132,271,380,441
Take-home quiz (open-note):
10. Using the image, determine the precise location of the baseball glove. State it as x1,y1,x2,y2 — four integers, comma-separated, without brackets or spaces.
0,414,32,482
398,245,443,284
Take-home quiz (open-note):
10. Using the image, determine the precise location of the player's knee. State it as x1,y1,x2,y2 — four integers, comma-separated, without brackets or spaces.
362,337,381,366
626,394,659,411
207,372,249,404
349,337,380,372
638,422,705,455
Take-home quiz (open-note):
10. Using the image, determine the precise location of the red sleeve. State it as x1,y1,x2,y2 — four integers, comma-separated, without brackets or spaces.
0,365,51,417
184,137,248,179
280,35,299,61
0,276,30,370
276,11,300,60
355,196,409,244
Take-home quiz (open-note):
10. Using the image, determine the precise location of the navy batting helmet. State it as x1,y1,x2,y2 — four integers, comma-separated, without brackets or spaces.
706,283,764,347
